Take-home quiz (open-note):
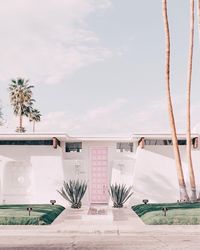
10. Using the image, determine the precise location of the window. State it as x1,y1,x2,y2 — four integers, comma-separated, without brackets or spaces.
117,142,133,152
0,140,53,145
178,140,186,145
144,139,173,145
65,142,82,152
144,139,188,146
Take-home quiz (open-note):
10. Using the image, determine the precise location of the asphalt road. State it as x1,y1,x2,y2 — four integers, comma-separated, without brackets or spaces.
0,233,200,250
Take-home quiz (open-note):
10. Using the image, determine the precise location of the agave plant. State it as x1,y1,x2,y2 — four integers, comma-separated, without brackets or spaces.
109,184,133,208
57,180,87,209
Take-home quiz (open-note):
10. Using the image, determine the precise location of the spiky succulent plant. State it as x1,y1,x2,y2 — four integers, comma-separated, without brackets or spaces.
58,180,87,209
109,184,133,208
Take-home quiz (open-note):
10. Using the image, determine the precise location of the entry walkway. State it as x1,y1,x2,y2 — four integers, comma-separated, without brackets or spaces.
52,205,145,233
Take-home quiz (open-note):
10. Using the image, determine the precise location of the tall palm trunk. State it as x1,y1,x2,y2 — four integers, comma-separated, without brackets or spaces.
18,94,23,133
19,103,23,132
33,121,35,133
186,0,196,202
162,0,189,201
19,115,23,130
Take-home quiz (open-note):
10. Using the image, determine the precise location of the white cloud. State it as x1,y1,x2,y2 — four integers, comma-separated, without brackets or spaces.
131,96,200,134
84,98,127,119
3,95,200,136
34,98,128,135
33,97,189,135
0,0,112,85
20,97,173,135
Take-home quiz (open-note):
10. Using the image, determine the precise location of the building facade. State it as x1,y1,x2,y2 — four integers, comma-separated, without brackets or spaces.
0,133,199,206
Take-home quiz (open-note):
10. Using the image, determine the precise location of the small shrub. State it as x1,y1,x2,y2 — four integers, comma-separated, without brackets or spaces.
108,184,133,208
58,180,87,209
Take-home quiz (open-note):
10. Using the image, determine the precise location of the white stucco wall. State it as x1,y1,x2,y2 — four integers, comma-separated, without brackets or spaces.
0,145,65,205
0,137,199,206
0,141,135,206
132,145,200,204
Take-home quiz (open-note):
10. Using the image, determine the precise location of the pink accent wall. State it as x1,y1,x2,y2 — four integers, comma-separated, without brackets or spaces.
90,147,108,203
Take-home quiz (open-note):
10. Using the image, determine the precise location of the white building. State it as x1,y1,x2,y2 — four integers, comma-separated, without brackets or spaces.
0,133,199,206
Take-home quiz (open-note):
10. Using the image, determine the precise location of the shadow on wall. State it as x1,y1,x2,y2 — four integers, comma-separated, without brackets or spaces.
133,172,178,203
145,146,174,160
132,147,180,204
146,145,189,163
140,145,195,193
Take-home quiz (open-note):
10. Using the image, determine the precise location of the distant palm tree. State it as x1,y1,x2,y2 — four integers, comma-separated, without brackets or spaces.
162,0,189,201
29,108,41,133
186,0,197,202
9,78,35,133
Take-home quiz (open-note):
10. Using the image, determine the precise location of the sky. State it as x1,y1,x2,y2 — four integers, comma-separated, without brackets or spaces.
0,0,200,136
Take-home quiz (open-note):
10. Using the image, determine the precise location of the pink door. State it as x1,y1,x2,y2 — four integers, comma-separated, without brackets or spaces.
90,147,109,204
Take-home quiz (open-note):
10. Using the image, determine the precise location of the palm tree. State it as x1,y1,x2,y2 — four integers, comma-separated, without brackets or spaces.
186,0,197,202
162,0,189,201
29,108,41,133
9,78,35,133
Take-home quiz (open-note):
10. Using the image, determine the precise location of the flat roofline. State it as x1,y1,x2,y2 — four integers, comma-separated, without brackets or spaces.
67,136,132,142
0,133,132,142
0,133,69,140
0,132,199,141
132,133,199,139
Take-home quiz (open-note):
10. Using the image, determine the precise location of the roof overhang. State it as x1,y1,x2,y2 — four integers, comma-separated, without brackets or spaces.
132,133,199,140
0,133,69,141
67,136,132,142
